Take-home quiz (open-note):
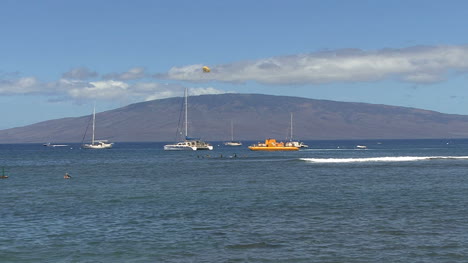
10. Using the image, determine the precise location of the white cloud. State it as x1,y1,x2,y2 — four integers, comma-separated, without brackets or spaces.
0,77,43,94
4,44,466,104
0,73,227,104
68,80,130,99
161,45,468,85
190,87,226,96
103,67,146,80
134,83,226,101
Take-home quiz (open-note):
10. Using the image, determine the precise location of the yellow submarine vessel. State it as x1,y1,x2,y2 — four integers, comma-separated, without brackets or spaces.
248,138,299,151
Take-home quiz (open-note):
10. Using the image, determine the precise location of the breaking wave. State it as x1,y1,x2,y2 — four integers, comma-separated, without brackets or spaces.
300,156,468,163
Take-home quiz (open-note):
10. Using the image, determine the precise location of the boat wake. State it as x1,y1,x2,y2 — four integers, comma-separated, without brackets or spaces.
300,156,468,163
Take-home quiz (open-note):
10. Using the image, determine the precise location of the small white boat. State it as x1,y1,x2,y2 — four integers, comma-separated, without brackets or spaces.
356,145,367,149
224,120,242,146
286,113,308,148
224,141,242,146
43,143,69,147
285,141,309,148
82,105,113,149
82,140,113,149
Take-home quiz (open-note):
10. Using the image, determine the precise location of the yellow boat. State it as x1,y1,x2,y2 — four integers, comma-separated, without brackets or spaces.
248,139,299,151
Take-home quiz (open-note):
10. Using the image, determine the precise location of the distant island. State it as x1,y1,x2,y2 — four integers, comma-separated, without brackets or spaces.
1,93,468,143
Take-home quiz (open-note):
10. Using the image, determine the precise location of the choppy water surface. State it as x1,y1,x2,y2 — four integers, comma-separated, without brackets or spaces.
1,139,468,262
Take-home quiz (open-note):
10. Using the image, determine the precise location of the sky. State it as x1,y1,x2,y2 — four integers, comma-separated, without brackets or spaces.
1,0,468,129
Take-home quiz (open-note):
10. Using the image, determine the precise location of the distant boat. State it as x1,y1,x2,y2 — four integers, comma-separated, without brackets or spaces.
82,105,113,149
356,145,367,149
0,167,7,179
43,143,69,147
284,113,308,148
249,138,299,151
164,89,213,151
224,120,242,146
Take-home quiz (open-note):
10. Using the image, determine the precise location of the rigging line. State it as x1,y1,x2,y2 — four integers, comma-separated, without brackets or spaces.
81,114,93,145
174,94,185,141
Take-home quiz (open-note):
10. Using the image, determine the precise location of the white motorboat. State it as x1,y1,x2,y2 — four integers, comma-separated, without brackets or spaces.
43,143,69,147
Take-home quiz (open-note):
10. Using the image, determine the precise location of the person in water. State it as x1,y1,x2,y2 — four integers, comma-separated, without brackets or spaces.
64,173,71,179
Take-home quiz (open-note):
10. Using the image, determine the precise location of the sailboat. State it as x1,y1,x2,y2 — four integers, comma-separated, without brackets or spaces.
285,113,308,148
164,89,213,151
224,120,242,146
82,105,113,149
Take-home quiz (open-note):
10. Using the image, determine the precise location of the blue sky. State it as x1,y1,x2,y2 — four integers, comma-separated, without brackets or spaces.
1,0,468,129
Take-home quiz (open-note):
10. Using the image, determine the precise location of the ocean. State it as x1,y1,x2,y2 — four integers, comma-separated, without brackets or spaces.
1,139,468,262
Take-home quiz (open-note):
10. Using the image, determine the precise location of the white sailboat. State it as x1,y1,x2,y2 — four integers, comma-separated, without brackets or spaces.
82,105,113,149
285,112,308,148
224,120,242,146
164,89,213,151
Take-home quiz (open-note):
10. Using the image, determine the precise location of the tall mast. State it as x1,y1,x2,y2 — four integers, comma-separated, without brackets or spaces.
290,112,293,141
184,88,188,138
92,104,96,144
231,120,234,141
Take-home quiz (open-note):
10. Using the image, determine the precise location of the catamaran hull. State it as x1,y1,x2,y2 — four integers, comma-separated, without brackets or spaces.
164,145,213,151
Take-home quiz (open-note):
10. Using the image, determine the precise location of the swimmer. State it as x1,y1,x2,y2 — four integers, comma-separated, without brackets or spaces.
64,173,72,179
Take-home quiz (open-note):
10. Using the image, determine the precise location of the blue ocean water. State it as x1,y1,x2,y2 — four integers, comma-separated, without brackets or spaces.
1,139,468,262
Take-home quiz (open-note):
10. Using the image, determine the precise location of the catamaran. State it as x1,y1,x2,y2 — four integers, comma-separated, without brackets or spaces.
82,105,113,149
164,89,213,151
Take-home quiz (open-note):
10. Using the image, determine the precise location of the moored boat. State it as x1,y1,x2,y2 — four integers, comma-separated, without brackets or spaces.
286,113,308,148
164,88,213,151
164,140,213,151
43,143,69,147
224,120,242,146
249,139,299,151
82,105,113,149
285,141,308,148
224,141,242,146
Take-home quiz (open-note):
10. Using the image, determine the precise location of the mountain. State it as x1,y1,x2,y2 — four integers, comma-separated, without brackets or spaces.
1,93,468,143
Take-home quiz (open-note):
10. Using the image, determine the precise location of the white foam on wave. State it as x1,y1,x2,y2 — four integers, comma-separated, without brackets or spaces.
300,156,468,163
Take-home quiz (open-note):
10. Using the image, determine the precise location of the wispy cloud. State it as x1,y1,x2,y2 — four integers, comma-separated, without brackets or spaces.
0,77,44,94
103,67,147,80
0,72,226,103
62,67,98,80
160,45,468,85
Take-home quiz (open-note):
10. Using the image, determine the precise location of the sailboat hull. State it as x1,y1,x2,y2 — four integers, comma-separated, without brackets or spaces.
82,142,113,149
224,142,242,146
82,105,113,149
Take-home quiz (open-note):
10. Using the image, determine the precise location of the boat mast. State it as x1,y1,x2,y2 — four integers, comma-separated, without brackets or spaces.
92,104,96,144
231,120,234,141
290,112,293,141
184,88,188,139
